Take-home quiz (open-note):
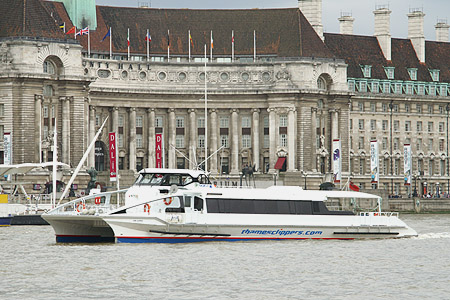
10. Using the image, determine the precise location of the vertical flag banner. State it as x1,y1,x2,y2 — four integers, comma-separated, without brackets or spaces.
404,144,412,186
109,132,117,182
167,30,170,59
189,30,193,61
145,29,151,61
332,139,341,183
370,140,379,183
127,28,130,60
210,30,213,60
231,30,235,61
3,133,11,165
155,133,163,168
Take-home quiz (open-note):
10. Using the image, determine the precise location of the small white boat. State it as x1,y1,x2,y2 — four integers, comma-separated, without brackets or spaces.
102,171,417,243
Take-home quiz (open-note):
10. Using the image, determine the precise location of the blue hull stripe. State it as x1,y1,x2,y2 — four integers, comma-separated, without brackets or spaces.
56,235,115,243
117,236,353,243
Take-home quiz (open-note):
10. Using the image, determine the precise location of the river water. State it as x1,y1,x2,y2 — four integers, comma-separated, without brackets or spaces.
1,214,449,300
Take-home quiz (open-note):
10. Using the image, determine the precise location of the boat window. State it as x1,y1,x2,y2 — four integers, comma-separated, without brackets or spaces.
194,196,203,211
182,175,193,185
198,174,210,184
166,196,185,213
185,196,192,208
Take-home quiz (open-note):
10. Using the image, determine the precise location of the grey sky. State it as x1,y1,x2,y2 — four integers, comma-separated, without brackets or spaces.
95,0,448,40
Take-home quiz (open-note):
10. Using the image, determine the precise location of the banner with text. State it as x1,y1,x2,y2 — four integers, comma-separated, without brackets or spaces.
332,139,341,183
404,144,412,186
109,132,117,181
3,133,11,165
370,140,379,183
155,133,163,168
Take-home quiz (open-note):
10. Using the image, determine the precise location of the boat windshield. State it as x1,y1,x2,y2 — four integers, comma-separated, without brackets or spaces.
134,173,203,186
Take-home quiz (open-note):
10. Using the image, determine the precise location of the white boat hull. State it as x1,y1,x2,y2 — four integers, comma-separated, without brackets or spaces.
103,213,418,243
42,214,115,243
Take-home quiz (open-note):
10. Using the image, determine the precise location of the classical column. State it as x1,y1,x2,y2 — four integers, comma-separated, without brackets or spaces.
311,108,318,172
209,108,219,173
147,108,155,168
268,107,277,171
188,108,196,169
230,109,240,174
129,108,136,171
168,108,176,169
330,108,339,141
252,108,260,172
111,107,119,135
288,107,296,171
34,95,43,163
84,97,90,162
60,96,71,165
88,105,96,168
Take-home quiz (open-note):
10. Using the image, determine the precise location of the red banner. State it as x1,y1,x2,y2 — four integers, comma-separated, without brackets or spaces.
155,133,163,168
109,132,117,181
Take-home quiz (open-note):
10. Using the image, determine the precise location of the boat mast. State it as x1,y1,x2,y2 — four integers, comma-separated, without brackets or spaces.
204,44,208,173
52,118,57,208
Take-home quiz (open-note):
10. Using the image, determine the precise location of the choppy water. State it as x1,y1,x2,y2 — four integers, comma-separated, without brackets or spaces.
1,214,450,300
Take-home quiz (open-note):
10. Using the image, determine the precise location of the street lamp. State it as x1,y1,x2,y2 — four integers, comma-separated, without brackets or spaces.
413,172,419,197
301,171,307,190
446,104,450,195
389,101,394,196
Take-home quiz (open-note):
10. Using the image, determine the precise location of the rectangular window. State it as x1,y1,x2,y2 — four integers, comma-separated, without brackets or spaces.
359,158,365,174
416,138,422,151
430,69,440,82
394,159,399,175
95,115,100,127
263,116,269,128
242,135,251,148
417,121,422,132
428,122,433,132
118,134,124,148
405,84,413,95
405,104,410,113
348,80,356,92
385,67,395,79
439,105,444,114
428,105,433,114
136,116,143,128
394,120,399,132
370,102,376,112
416,104,422,114
350,119,353,130
155,116,163,128
362,65,372,78
439,139,445,152
358,137,364,149
220,116,229,128
198,135,205,148
394,138,399,151
118,115,124,127
263,135,269,149
136,134,143,148
279,115,288,127
197,117,205,129
382,137,388,150
175,135,185,148
0,125,3,139
439,122,445,133
382,103,388,112
241,116,251,128
441,160,446,176
176,116,184,128
358,119,364,130
358,102,364,112
405,121,411,132
0,104,4,116
371,82,379,93
370,120,376,131
428,139,433,152
221,135,229,148
359,81,367,92
280,134,288,147
393,104,399,113
429,160,434,176
408,68,417,81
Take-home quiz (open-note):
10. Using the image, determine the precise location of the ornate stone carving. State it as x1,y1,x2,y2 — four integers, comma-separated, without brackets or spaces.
276,70,290,81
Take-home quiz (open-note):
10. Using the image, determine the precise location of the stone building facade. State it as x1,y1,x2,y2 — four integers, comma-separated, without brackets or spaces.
1,0,450,196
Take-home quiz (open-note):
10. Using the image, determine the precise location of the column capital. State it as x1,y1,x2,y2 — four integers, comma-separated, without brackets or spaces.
329,108,340,113
147,108,156,113
109,106,119,112
59,96,73,102
168,108,176,113
188,108,196,114
230,108,239,114
128,107,136,113
34,94,43,102
267,107,276,113
209,108,218,114
84,96,90,104
311,107,318,113
252,108,261,114
288,106,296,113
89,105,96,111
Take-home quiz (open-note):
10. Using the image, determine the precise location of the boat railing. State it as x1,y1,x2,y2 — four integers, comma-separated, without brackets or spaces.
359,212,399,218
46,189,128,215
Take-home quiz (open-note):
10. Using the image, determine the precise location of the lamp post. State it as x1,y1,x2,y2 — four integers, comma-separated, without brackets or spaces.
446,104,450,195
389,101,394,196
413,172,418,197
301,171,307,190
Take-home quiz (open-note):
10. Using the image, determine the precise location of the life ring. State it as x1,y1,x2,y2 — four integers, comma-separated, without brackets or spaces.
144,203,151,213
163,197,173,205
94,197,101,205
374,212,379,216
76,203,86,213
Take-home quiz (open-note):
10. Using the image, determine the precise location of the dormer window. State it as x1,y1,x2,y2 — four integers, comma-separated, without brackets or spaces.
429,69,440,82
408,68,418,81
384,67,395,80
361,65,372,78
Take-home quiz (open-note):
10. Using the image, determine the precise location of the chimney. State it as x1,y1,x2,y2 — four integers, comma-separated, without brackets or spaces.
299,0,324,41
374,5,392,61
408,8,426,62
435,20,450,42
338,12,355,35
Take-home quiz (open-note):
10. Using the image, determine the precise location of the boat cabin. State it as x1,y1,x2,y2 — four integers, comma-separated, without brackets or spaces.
133,168,210,187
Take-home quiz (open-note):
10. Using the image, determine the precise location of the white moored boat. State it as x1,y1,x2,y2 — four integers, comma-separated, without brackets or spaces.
102,170,417,243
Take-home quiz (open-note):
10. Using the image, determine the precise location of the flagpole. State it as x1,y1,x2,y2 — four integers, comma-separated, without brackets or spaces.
146,29,149,62
110,27,112,60
254,30,256,62
204,44,208,173
52,117,57,208
88,26,91,58
127,28,130,60
232,30,234,62
167,30,170,60
188,30,191,62
210,31,213,61
63,22,65,33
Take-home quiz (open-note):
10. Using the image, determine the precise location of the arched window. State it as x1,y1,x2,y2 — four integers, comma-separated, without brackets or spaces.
317,76,327,91
43,60,56,75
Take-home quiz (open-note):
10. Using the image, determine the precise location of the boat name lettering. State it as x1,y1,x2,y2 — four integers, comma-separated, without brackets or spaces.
241,229,323,236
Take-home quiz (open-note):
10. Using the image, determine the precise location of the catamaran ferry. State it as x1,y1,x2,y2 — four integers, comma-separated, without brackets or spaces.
100,170,417,243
